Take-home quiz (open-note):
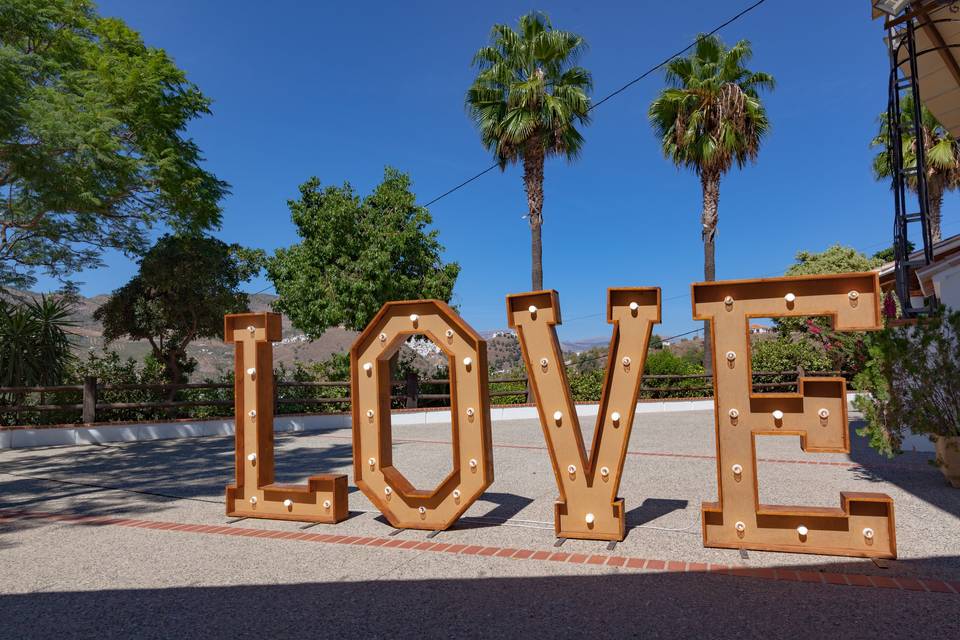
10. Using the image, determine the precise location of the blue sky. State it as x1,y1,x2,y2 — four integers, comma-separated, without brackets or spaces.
46,0,960,341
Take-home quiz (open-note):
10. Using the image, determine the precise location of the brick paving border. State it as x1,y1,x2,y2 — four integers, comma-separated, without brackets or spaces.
2,508,957,596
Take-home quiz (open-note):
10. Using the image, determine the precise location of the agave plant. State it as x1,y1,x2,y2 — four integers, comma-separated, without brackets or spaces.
0,295,77,388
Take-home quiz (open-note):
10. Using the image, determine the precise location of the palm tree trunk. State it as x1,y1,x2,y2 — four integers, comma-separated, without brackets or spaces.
927,175,944,243
701,172,720,378
524,142,546,290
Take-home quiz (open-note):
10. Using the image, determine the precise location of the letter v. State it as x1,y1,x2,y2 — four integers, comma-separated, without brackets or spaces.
506,288,661,540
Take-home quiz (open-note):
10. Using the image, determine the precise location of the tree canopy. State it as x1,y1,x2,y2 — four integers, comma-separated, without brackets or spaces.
266,167,460,337
94,235,263,383
785,244,882,276
0,0,228,289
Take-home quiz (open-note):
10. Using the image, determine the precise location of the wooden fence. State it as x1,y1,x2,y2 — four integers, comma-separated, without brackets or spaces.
0,367,846,427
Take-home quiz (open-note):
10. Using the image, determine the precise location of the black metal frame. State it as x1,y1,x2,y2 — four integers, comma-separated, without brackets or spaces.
885,10,940,315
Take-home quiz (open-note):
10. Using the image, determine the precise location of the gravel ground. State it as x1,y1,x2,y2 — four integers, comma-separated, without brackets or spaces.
1,410,958,639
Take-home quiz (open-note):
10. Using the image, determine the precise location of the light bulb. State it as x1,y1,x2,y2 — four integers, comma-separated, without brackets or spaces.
528,305,538,314
728,408,739,419
797,525,809,537
553,410,563,423
250,496,257,505
466,407,475,417
848,290,859,300
621,356,631,367
384,486,392,495
784,292,796,304
611,411,621,423
539,357,549,367
818,408,830,419
726,351,736,361
248,409,256,418
735,521,746,533
469,458,478,469
732,464,743,475
418,506,426,515
724,295,734,306
283,499,293,509
453,489,461,499
363,362,373,373
246,367,256,376
379,332,387,342
567,464,577,474
247,325,256,333
600,466,610,478
863,527,875,540
366,409,374,418
772,410,784,421
445,329,454,338
368,457,376,467
247,453,257,462
629,302,639,311
409,314,419,323
323,500,331,509
463,356,472,367
585,513,596,525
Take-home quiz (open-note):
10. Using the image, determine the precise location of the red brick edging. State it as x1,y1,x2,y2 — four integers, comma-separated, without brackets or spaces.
1,508,956,596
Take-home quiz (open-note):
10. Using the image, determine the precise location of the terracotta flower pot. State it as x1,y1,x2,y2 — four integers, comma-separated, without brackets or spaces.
934,435,960,488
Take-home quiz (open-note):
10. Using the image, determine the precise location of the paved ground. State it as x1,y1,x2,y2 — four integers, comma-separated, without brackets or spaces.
1,410,959,639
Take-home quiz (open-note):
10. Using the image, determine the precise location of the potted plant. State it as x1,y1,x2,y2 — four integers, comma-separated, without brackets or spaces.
854,308,960,486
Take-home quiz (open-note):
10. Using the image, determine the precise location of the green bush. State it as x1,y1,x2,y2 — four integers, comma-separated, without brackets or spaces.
643,349,710,398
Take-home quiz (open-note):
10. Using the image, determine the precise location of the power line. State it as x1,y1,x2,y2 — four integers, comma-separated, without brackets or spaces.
422,0,769,208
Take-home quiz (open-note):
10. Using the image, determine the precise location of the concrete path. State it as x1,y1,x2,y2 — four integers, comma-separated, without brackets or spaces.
1,411,958,638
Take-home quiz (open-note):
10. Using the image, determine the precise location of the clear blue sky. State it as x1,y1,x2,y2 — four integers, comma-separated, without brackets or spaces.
45,0,960,341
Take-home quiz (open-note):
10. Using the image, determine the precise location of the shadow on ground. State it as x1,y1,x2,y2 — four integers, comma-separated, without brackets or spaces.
0,559,956,640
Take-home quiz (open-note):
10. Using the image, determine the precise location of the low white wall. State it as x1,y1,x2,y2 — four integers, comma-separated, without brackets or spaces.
2,401,714,450
3,394,912,451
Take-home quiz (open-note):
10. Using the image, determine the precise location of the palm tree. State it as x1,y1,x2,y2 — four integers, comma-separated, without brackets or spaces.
466,12,592,290
872,94,960,243
648,35,774,375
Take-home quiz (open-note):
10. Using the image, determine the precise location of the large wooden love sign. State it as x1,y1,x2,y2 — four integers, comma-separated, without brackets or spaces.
221,272,897,559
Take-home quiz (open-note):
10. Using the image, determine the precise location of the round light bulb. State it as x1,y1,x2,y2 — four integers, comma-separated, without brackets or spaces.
247,453,257,462
629,302,639,311
732,464,743,475
611,411,621,423
539,357,549,367
463,356,472,367
863,527,875,540
797,525,809,537
246,367,256,376
379,332,387,342
567,464,577,474
368,457,376,467
848,290,860,300
248,409,257,418
250,496,257,505
323,500,331,509
735,521,746,533
724,295,734,306
363,362,373,373
409,314,419,323
453,489,461,499
247,325,256,333
772,410,784,421
418,506,426,515
366,409,374,418
384,486,392,495
600,466,610,478
726,351,736,361
469,458,478,469
585,513,596,525
445,329,454,338
728,408,739,419
466,407,475,417
784,292,796,304
528,305,538,315
818,408,830,419
283,499,293,509
621,356,631,367
553,410,563,423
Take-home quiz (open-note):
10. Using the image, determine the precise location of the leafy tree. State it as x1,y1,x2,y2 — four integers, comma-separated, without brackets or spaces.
466,11,591,290
94,235,263,384
872,94,960,242
786,244,882,277
267,167,460,337
751,337,830,378
649,34,774,376
0,294,75,386
0,0,228,289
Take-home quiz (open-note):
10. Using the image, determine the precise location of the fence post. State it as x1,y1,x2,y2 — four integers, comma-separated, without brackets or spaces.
405,371,419,409
82,376,98,424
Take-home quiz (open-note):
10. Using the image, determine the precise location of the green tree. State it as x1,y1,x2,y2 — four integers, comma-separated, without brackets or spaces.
94,235,263,384
872,94,960,242
649,35,774,376
267,167,459,337
786,244,883,277
0,0,228,289
466,11,591,290
0,294,75,386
